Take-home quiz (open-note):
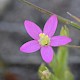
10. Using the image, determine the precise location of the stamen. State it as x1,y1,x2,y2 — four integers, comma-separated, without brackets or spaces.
38,33,50,46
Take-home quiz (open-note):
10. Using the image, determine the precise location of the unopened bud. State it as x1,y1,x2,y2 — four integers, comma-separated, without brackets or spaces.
41,70,51,80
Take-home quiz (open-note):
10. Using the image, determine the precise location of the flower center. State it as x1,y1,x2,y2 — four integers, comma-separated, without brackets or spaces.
38,33,50,46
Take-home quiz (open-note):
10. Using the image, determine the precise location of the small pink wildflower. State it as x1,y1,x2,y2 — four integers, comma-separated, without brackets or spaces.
20,15,72,63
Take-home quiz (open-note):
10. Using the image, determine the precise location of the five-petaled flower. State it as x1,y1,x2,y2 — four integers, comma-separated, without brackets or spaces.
20,15,72,63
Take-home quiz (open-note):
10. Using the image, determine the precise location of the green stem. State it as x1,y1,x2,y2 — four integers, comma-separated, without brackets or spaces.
19,0,80,29
66,44,80,48
67,12,80,22
18,0,80,48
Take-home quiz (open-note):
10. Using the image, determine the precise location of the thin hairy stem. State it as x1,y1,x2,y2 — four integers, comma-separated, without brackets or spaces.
18,0,80,48
67,12,80,22
66,44,80,48
19,0,80,30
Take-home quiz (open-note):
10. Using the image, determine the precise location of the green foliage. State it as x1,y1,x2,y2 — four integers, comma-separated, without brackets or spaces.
38,26,74,80
64,70,74,80
60,25,69,36
50,26,74,80
38,64,51,80
20,0,80,30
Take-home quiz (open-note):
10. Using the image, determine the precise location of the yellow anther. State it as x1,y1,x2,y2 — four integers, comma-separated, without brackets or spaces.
38,33,50,46
39,33,45,38
45,35,48,39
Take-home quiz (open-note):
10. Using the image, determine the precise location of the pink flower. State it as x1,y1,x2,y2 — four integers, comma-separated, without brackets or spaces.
20,15,72,63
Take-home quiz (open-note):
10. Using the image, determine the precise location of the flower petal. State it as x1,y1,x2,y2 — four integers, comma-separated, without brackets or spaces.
50,36,72,47
24,20,42,40
20,40,40,53
43,15,58,37
41,46,54,63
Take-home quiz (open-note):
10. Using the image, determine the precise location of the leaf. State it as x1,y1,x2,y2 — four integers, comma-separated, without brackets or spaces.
64,70,74,80
50,26,69,72
56,46,68,78
57,26,69,67
49,54,59,76
49,26,74,80
60,25,69,36
56,26,69,78
51,74,59,80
